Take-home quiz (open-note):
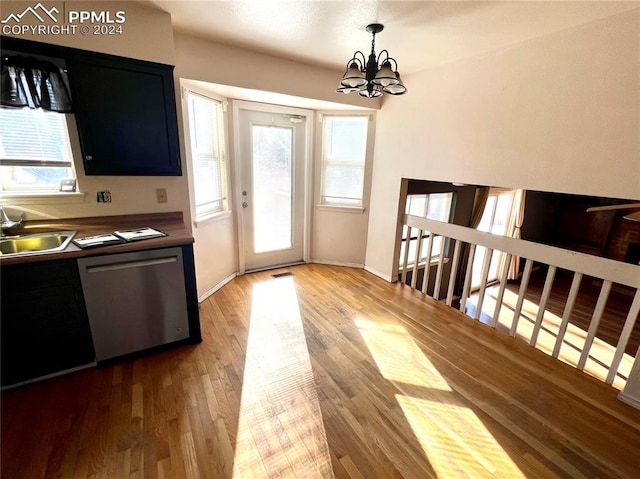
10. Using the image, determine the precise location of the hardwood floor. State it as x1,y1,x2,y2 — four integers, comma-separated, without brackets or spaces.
2,264,639,478
468,267,640,388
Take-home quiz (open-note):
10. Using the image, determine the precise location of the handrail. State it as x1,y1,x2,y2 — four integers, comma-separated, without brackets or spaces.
401,213,640,406
404,214,640,288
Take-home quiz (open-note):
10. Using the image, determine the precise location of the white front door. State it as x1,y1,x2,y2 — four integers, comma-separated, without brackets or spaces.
237,106,306,272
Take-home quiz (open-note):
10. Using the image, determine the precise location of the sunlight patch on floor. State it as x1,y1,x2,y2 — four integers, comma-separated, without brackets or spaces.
467,289,632,390
353,318,452,391
356,318,526,479
232,276,334,479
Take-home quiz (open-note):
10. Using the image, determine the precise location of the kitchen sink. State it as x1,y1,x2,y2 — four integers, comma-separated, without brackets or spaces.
0,231,77,257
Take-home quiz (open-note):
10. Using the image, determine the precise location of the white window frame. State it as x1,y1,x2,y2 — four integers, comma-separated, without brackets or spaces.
471,188,518,289
183,89,229,223
318,113,374,211
0,107,78,194
400,192,454,268
0,50,84,205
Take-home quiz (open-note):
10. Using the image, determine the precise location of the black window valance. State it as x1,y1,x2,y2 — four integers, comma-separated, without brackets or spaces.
1,55,72,113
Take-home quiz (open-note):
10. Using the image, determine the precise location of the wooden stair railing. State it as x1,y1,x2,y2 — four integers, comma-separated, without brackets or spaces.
400,214,640,407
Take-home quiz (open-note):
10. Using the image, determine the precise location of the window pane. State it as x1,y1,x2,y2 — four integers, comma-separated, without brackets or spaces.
325,116,367,162
427,193,452,221
322,116,368,205
252,125,292,253
186,92,225,217
492,192,514,235
400,192,454,267
189,96,220,158
0,107,75,191
478,196,497,232
323,165,364,202
406,194,428,216
0,108,72,163
0,165,72,189
193,159,221,207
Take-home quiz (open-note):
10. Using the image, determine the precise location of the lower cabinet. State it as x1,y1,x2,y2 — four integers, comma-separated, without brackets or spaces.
1,259,96,387
1,244,200,387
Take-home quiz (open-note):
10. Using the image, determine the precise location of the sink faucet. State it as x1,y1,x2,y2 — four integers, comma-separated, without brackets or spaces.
0,205,22,237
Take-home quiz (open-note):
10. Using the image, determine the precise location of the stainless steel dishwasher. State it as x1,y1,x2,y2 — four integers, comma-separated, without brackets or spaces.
77,247,190,361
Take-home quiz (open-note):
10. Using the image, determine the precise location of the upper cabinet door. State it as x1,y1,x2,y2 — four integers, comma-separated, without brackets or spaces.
67,53,181,176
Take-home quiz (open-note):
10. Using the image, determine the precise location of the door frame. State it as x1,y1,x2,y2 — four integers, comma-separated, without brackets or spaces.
231,100,314,274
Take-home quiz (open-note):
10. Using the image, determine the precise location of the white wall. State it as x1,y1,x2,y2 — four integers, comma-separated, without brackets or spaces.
365,10,640,281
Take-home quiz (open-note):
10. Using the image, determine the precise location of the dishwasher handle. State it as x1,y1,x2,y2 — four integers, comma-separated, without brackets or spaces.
85,256,178,273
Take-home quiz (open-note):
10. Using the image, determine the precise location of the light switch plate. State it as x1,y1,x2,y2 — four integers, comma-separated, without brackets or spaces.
156,188,168,203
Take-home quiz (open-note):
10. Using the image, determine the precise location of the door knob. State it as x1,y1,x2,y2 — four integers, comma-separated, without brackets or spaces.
242,202,248,208
242,190,247,196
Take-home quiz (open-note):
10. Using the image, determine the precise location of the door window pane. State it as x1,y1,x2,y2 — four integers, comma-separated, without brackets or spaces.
252,125,293,253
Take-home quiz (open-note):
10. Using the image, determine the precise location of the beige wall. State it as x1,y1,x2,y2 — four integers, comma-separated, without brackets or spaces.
173,33,378,110
311,112,376,267
365,10,640,280
2,1,174,64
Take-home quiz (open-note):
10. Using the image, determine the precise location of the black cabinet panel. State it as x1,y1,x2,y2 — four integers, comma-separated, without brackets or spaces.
1,259,95,386
67,53,181,176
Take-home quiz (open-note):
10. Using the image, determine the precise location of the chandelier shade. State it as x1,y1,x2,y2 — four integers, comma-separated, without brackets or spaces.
337,23,406,98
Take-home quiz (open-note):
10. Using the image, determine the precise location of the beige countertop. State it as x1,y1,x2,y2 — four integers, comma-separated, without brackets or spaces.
0,212,194,265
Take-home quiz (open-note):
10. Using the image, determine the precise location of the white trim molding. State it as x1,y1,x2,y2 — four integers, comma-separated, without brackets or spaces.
312,259,364,269
364,265,396,283
198,272,237,303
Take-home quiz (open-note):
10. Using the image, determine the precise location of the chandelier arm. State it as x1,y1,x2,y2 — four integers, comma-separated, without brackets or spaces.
376,49,390,66
353,51,367,69
343,54,365,72
385,57,399,71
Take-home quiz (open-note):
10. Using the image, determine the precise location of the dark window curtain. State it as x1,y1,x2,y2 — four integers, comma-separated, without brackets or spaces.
470,186,490,228
1,56,72,112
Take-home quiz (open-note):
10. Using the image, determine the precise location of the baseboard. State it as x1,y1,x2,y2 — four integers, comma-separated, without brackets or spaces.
364,265,395,283
617,391,640,410
198,272,237,303
312,259,364,269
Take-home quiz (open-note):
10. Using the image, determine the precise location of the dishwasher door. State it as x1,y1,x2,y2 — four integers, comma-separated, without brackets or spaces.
78,247,189,361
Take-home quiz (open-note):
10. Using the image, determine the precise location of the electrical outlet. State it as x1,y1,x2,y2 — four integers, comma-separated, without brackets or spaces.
156,188,168,203
97,190,112,203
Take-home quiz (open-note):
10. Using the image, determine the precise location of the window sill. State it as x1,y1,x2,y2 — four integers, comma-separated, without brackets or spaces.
194,210,232,227
400,257,451,270
317,204,365,214
0,191,86,205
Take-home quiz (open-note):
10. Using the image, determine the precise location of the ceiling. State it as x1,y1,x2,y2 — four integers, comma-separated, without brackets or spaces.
147,1,637,76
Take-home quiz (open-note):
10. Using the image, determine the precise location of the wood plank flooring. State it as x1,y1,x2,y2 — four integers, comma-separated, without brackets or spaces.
2,264,639,478
468,267,640,388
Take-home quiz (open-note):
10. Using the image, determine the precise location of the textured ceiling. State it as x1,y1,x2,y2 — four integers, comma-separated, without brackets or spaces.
148,1,637,76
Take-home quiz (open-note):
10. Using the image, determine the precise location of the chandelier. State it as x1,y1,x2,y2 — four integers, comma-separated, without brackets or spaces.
336,23,407,98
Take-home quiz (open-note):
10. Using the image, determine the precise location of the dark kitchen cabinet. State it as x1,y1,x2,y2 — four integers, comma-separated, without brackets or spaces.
67,52,181,176
1,259,95,386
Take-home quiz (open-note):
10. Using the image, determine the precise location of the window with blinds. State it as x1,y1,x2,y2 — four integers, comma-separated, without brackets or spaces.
0,107,75,191
186,91,226,219
321,115,369,206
